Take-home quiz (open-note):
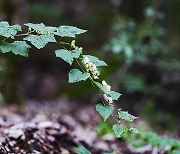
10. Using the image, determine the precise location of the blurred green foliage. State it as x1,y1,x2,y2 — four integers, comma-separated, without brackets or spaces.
141,101,175,130
123,131,180,153
96,121,114,137
96,121,180,153
102,4,180,131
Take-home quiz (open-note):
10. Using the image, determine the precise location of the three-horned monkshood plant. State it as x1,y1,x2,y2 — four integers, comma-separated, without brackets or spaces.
0,21,139,137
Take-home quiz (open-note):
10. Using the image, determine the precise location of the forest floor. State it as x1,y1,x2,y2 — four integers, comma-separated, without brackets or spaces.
0,99,166,154
0,100,132,154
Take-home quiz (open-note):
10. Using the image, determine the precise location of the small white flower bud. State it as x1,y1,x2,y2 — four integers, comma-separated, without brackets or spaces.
95,70,100,76
91,71,95,75
28,27,32,32
103,94,109,102
92,64,97,71
108,97,113,104
84,56,90,64
36,28,41,34
93,75,99,79
102,80,108,86
102,80,111,91
89,62,93,68
79,47,83,54
106,85,111,91
71,40,76,48
85,66,90,72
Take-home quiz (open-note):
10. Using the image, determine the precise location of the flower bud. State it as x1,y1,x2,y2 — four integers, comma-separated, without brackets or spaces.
92,64,97,71
84,56,90,64
36,28,41,34
71,40,76,48
103,94,109,102
106,85,111,91
93,75,99,79
108,97,113,104
102,80,107,86
28,27,32,32
95,70,100,76
79,47,83,54
102,80,111,91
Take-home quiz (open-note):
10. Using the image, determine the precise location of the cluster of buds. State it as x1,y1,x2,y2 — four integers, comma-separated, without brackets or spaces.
83,56,100,79
102,80,113,106
71,40,83,54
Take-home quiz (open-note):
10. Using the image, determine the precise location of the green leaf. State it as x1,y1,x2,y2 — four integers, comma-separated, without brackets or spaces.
55,49,73,65
93,81,108,94
113,125,126,138
68,69,90,83
72,145,91,154
118,111,138,122
0,21,21,38
96,103,114,121
0,41,31,57
0,66,6,71
129,128,140,134
71,48,81,59
107,91,122,101
55,49,81,65
55,26,87,38
93,82,121,100
24,34,56,49
24,23,57,34
82,55,108,67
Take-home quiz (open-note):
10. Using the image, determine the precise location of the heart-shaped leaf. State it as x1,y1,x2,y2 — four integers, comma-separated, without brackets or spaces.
118,111,138,122
113,125,126,138
69,69,90,83
96,103,114,121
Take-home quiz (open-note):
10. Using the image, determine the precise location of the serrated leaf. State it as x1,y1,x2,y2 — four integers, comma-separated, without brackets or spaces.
107,91,122,101
113,125,126,138
82,55,108,67
93,81,108,94
118,111,138,122
0,21,21,38
55,26,87,38
0,66,6,71
24,23,57,34
55,49,73,64
24,34,56,49
96,103,114,121
129,128,140,134
69,69,90,83
72,145,91,154
71,48,81,58
0,41,31,57
55,49,81,65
